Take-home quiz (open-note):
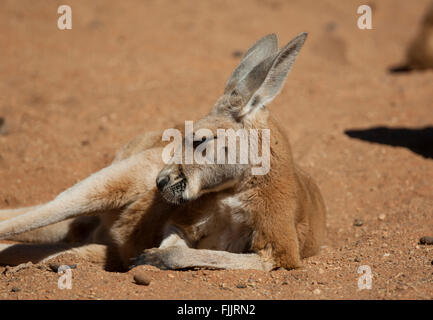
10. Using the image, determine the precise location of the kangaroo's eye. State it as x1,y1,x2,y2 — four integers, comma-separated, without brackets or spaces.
192,136,214,149
193,139,204,149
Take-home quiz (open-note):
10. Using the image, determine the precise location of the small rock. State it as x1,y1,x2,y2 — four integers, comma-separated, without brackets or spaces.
167,274,175,279
49,263,77,272
419,236,433,245
378,214,386,221
353,219,364,227
318,268,325,275
11,287,20,292
354,257,361,262
313,288,321,295
49,264,60,272
236,283,247,289
232,50,243,58
133,273,151,286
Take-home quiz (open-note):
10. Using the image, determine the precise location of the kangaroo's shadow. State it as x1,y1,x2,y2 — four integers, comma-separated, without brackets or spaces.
344,126,433,159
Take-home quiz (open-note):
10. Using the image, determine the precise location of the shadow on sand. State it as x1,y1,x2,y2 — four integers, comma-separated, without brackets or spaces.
344,126,433,159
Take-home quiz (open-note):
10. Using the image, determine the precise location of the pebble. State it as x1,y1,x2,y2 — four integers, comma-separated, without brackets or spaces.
419,236,433,245
313,288,321,295
353,219,363,227
236,283,247,289
354,257,361,262
49,264,77,273
378,214,386,221
11,287,20,292
232,50,243,58
133,273,151,286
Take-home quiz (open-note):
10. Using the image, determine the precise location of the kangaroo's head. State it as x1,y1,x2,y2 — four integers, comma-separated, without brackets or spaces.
157,33,307,204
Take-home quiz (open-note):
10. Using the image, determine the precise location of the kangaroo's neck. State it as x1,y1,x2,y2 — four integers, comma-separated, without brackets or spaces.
240,112,296,193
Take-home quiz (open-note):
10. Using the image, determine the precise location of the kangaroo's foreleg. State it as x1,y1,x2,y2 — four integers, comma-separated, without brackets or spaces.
131,234,274,271
0,243,108,266
131,246,274,271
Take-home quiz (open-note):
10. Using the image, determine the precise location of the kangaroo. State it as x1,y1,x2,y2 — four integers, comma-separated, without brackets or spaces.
0,33,326,272
406,1,433,70
391,1,433,72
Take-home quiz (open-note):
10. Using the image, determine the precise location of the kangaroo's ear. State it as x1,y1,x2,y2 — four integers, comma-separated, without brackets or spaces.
224,34,278,94
230,32,308,120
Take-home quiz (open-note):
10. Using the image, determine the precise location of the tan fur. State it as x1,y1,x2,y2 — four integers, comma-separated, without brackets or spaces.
156,111,326,269
0,33,326,272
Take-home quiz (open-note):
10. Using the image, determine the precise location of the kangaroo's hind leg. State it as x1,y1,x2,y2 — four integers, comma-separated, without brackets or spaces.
0,205,75,243
0,206,100,243
9,216,100,244
0,205,42,221
0,242,109,267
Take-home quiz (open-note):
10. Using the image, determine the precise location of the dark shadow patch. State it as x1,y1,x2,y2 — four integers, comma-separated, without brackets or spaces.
345,126,433,159
389,64,413,73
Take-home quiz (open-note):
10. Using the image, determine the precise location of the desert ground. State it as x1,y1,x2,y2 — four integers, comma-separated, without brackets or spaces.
0,0,432,299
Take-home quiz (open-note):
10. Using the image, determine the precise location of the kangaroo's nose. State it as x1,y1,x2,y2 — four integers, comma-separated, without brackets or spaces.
156,175,170,190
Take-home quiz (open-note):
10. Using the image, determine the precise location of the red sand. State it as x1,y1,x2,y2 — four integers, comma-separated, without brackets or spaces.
0,0,432,299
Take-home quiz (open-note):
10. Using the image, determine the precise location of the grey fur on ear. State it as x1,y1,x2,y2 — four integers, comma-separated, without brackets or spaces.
233,32,308,120
224,34,278,94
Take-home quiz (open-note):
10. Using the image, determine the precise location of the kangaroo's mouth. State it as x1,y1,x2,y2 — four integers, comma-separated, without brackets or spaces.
160,178,187,205
169,178,187,195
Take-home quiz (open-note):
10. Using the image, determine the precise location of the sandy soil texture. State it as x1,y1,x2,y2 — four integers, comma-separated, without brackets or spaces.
0,0,432,299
